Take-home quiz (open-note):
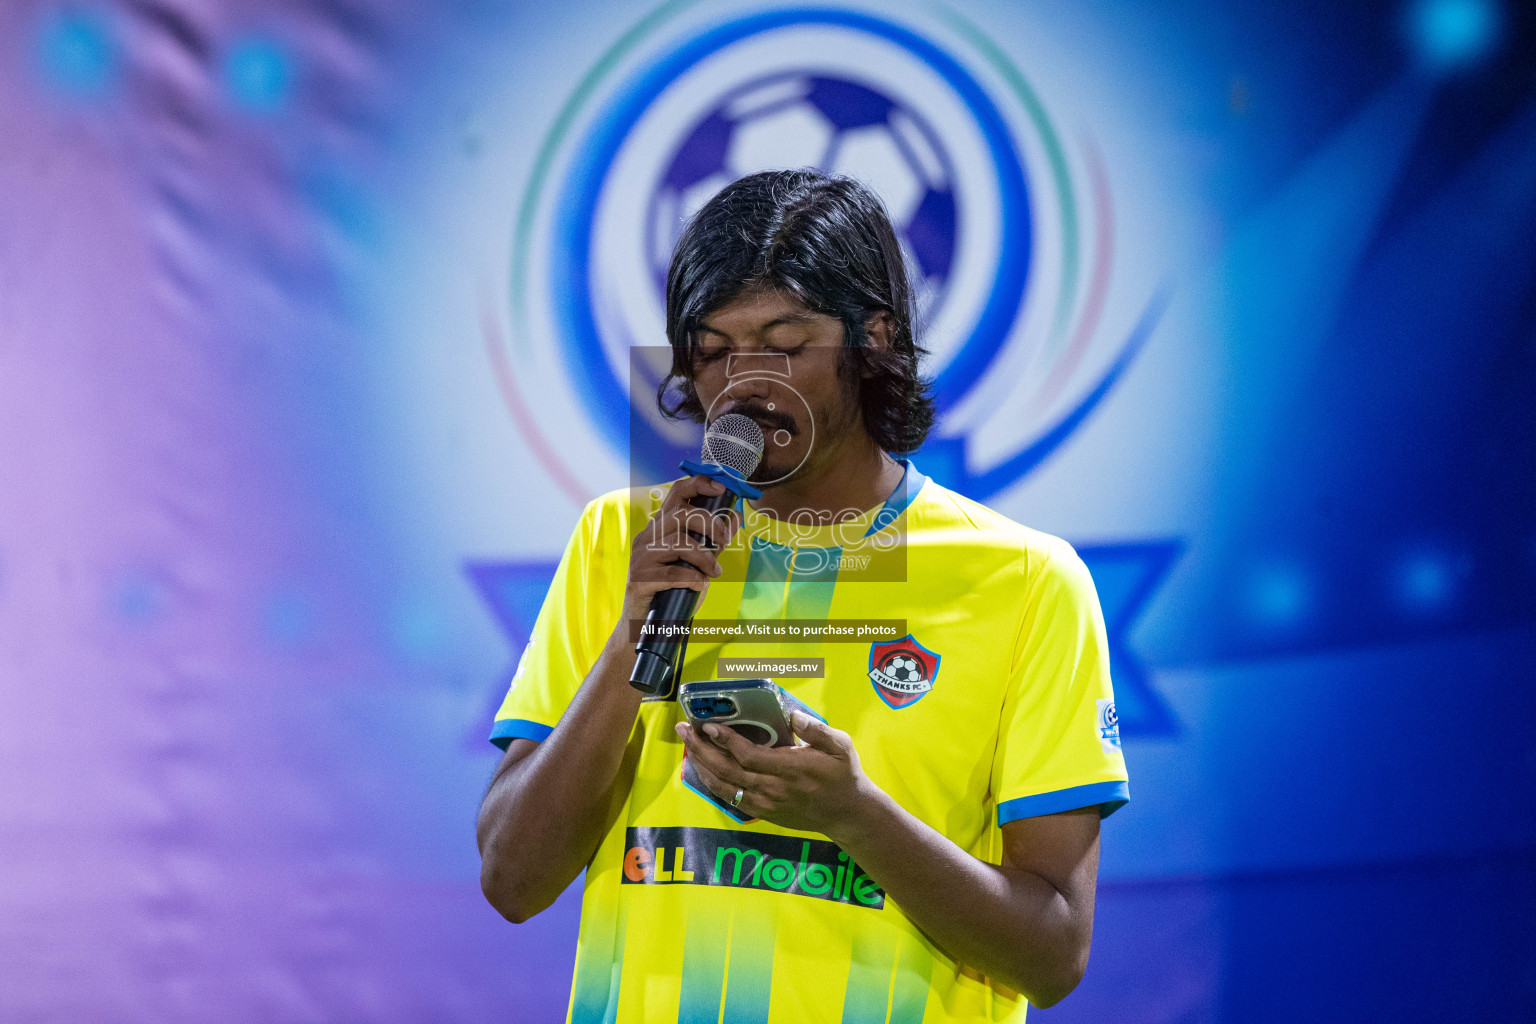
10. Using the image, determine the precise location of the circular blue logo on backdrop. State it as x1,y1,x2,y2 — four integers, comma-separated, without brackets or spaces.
498,3,1159,500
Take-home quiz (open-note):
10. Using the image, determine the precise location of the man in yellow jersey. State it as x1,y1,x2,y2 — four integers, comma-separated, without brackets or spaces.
477,169,1129,1024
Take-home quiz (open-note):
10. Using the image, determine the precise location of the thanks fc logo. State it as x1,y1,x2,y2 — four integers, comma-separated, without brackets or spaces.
868,635,941,709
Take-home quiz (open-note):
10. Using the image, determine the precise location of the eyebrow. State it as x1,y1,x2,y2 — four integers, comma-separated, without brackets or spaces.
695,310,823,338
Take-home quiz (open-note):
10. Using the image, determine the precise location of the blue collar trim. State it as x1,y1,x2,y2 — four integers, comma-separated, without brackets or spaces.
862,459,927,539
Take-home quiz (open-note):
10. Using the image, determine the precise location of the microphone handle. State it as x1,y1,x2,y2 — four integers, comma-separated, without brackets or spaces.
629,487,737,695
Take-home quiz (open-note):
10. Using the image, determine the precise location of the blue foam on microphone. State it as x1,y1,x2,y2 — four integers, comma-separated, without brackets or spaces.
679,458,763,500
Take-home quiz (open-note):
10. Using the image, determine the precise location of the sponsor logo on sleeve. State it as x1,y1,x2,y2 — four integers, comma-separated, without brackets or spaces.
1096,698,1121,753
510,638,534,687
620,826,885,909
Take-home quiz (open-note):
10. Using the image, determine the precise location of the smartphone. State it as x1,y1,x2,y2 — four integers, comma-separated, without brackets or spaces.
678,678,797,747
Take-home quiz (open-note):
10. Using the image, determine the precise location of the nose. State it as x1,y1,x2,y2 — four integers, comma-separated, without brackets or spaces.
722,373,773,404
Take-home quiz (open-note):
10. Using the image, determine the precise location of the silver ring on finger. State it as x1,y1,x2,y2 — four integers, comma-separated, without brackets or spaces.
731,787,746,808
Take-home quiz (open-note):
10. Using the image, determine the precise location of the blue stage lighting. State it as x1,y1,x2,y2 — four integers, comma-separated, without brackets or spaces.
37,10,116,98
1395,550,1458,611
1406,0,1501,71
114,571,167,626
263,591,318,649
224,36,295,113
1246,564,1310,626
390,593,449,662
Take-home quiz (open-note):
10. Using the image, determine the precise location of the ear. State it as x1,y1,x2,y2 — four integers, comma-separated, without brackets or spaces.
863,311,894,351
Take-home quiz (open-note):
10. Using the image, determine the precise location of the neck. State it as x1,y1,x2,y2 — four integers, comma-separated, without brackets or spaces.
752,433,905,523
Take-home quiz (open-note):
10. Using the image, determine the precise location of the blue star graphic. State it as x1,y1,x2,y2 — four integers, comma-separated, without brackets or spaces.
464,560,559,749
1076,542,1181,737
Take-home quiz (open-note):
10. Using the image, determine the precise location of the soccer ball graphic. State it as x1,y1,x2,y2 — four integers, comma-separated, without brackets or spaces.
647,72,957,320
884,654,925,685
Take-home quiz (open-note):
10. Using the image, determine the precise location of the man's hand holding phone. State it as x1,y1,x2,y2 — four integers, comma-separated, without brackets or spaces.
674,710,876,839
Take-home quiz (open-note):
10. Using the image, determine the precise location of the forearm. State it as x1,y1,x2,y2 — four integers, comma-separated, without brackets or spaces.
827,787,1094,1007
477,631,644,921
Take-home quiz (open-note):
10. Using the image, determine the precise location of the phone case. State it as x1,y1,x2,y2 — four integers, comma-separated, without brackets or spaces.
678,678,795,747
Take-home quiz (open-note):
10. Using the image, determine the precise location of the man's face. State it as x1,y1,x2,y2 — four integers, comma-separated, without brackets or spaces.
689,287,864,486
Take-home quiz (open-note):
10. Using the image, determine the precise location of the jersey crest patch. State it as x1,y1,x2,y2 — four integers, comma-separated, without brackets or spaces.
868,635,941,709
1096,698,1122,753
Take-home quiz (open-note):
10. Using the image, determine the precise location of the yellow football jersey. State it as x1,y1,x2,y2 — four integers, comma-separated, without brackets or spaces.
492,462,1129,1024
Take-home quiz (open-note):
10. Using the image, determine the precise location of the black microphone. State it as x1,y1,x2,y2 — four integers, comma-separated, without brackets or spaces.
628,413,766,696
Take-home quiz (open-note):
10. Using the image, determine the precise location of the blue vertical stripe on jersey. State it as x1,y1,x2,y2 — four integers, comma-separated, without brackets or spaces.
889,935,934,1023
739,537,793,618
569,896,627,1024
840,924,898,1024
785,544,841,620
676,907,730,1024
720,906,776,1024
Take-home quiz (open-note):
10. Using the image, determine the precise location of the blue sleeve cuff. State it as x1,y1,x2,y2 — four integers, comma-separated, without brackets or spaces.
490,718,555,750
997,780,1130,824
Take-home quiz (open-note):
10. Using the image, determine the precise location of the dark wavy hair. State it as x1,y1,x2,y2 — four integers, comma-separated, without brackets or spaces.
658,169,935,454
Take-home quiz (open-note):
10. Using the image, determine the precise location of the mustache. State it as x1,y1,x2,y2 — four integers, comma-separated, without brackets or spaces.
721,401,797,435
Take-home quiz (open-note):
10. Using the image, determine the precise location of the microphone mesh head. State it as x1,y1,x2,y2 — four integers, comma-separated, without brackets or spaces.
702,413,765,479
